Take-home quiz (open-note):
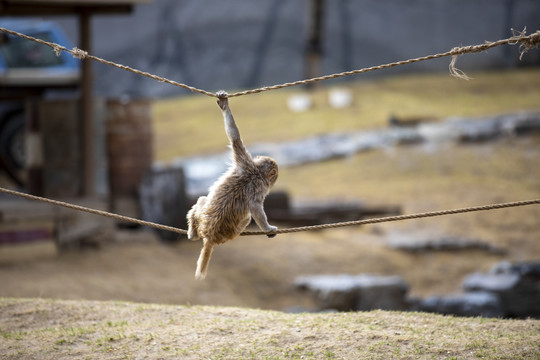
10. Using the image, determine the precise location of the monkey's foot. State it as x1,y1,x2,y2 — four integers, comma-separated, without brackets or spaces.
265,225,278,238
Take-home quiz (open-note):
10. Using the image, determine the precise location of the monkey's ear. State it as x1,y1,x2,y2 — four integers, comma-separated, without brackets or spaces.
267,168,278,180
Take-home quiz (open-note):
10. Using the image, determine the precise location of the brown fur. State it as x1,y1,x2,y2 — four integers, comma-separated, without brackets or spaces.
187,91,278,280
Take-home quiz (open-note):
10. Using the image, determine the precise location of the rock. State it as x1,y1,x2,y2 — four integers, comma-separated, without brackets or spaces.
462,261,540,318
171,112,540,196
328,88,353,109
462,272,520,292
419,292,503,318
287,93,312,113
295,274,409,311
388,236,506,254
139,167,188,241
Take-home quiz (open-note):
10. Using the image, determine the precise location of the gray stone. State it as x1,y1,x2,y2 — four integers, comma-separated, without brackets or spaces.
419,292,503,318
462,261,540,318
462,272,521,292
295,274,409,312
171,112,540,196
490,261,540,277
388,236,506,254
139,168,188,242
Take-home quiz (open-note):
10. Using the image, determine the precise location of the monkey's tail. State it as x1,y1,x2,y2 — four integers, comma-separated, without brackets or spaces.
195,241,214,280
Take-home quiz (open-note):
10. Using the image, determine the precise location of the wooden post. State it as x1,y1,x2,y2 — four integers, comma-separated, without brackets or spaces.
25,97,43,196
80,10,94,196
305,0,324,89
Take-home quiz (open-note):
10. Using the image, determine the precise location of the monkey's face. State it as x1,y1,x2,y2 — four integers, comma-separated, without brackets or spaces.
254,156,279,186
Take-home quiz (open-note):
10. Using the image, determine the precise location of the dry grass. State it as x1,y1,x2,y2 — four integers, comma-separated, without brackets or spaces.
1,298,539,360
153,68,540,160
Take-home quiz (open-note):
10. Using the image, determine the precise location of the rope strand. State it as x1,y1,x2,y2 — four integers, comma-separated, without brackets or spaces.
0,187,187,235
1,186,539,237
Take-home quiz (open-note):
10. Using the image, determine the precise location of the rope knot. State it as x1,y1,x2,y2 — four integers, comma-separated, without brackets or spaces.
71,47,88,59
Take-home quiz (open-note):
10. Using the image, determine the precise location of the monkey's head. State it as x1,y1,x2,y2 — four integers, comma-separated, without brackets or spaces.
254,156,279,186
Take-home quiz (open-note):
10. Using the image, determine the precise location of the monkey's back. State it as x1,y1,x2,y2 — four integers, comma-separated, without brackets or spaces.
199,169,263,244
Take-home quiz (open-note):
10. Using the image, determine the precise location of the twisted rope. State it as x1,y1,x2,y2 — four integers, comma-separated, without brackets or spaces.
0,27,216,98
242,199,540,236
1,187,539,237
229,29,540,95
1,27,538,98
0,187,187,235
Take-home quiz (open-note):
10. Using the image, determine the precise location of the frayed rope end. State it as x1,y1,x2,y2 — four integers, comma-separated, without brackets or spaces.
449,53,472,81
513,28,540,60
52,45,63,57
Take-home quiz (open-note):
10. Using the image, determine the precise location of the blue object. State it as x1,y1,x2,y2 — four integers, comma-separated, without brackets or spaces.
0,20,80,77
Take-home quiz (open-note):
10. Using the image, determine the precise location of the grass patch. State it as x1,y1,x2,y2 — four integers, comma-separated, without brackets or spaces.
0,298,538,359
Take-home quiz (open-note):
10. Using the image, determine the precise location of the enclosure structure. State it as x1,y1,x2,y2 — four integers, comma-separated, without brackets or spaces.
0,0,152,248
0,0,151,196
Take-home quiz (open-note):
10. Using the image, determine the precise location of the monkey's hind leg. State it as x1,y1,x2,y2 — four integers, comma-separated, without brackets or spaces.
187,196,207,241
195,239,214,280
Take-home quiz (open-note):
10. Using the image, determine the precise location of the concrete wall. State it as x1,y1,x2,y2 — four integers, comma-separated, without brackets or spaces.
53,0,540,97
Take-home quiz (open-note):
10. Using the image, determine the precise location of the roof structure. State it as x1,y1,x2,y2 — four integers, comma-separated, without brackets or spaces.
0,0,151,15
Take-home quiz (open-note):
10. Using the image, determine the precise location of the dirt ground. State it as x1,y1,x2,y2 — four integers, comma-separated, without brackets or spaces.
1,135,540,311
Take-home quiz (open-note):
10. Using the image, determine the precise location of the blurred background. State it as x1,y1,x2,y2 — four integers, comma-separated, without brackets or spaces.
1,0,539,317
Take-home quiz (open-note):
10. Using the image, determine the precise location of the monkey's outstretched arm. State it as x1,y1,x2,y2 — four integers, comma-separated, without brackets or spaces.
216,91,253,167
250,200,278,234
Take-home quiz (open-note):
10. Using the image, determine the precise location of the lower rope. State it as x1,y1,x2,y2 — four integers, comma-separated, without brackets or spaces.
242,198,540,235
1,186,539,236
0,187,187,235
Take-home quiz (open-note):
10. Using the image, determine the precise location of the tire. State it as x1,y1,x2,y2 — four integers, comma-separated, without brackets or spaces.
0,112,26,170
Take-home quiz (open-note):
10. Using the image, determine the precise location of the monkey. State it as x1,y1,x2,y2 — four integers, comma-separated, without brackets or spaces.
187,90,279,280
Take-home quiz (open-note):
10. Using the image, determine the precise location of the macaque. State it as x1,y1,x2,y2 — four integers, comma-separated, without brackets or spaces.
187,91,279,280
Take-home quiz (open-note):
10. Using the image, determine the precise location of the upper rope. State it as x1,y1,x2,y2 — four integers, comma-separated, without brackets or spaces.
0,27,538,97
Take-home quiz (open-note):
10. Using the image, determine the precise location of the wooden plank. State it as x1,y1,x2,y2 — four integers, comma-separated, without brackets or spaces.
0,228,51,244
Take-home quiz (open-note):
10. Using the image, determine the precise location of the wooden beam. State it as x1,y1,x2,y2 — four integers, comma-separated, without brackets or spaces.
80,10,94,196
0,4,134,15
305,0,324,89
25,97,44,196
0,0,151,15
